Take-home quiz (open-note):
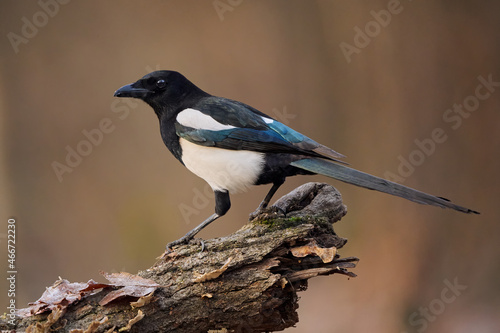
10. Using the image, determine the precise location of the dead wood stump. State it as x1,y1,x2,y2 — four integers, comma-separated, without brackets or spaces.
4,182,358,333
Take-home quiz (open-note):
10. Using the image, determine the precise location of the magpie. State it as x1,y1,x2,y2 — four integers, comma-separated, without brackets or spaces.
114,70,479,251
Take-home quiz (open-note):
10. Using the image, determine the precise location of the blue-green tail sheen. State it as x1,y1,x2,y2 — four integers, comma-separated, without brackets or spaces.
291,158,479,214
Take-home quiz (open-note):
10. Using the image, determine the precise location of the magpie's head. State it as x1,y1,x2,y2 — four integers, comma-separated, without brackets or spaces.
114,70,207,113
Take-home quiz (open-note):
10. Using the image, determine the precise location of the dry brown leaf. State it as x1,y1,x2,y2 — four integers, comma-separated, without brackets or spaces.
100,271,159,288
99,272,160,306
17,278,108,317
192,257,232,283
130,291,154,309
290,240,337,263
118,310,144,332
99,286,156,306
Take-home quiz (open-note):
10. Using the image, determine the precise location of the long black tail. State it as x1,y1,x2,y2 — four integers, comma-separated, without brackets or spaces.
291,158,479,214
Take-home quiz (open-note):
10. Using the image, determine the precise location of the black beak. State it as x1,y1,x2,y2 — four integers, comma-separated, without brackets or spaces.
114,83,150,98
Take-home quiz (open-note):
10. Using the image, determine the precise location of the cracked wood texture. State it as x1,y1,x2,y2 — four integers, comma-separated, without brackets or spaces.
6,182,358,333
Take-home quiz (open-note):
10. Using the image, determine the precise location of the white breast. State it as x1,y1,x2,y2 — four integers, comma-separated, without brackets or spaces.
179,138,265,193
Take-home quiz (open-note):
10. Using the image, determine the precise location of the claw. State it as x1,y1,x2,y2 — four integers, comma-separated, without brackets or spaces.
165,235,190,252
165,236,206,254
249,205,286,220
199,239,206,252
188,238,206,252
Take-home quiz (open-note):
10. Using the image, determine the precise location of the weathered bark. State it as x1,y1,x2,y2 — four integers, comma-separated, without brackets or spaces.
4,182,358,333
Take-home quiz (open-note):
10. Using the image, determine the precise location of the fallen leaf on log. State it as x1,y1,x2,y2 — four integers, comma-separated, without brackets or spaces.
99,272,160,306
100,271,160,288
17,278,108,317
290,240,337,263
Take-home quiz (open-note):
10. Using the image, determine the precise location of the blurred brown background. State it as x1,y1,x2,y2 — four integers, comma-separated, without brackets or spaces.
1,1,499,332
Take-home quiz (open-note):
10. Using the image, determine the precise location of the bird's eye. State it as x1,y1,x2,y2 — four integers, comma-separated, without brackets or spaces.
156,79,167,89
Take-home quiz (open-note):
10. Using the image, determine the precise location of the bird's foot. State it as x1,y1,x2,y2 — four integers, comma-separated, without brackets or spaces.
165,236,205,254
249,205,286,221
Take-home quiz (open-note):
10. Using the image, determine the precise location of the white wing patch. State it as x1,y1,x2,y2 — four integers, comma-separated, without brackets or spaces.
179,138,265,193
261,116,274,124
177,108,236,131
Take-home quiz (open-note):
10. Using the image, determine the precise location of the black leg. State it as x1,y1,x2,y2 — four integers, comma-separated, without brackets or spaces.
166,190,230,252
166,213,220,252
257,182,282,210
214,190,231,216
250,180,284,219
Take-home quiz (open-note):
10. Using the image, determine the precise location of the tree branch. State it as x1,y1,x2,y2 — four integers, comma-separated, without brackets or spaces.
4,182,358,333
